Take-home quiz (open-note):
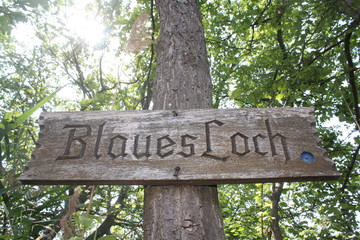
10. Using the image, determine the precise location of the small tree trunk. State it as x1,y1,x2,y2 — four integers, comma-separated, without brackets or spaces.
269,183,284,240
143,0,225,239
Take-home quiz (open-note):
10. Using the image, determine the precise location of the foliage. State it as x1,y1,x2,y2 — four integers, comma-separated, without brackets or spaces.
201,0,359,239
0,0,359,239
0,0,49,34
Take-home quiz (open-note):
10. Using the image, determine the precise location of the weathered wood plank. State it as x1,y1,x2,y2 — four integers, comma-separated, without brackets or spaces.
20,107,340,185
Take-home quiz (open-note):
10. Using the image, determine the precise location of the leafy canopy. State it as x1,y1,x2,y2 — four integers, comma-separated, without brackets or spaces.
0,0,359,239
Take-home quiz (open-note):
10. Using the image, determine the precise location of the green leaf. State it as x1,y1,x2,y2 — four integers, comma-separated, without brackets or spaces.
0,235,14,239
0,183,22,196
13,86,64,127
74,214,101,228
276,93,285,100
3,112,13,121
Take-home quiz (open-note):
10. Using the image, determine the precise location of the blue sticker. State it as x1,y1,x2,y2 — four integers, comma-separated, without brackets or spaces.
301,152,315,164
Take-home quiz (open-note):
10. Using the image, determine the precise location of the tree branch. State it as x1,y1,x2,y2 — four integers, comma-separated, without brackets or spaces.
39,187,90,240
70,48,93,99
338,144,359,233
323,0,360,24
341,144,360,194
142,0,156,110
85,186,129,240
344,31,360,126
269,182,284,240
275,0,290,60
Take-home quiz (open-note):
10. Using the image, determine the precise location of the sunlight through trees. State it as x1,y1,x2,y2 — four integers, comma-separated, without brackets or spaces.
0,0,359,239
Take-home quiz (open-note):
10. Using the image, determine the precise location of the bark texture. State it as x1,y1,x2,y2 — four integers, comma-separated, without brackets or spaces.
143,0,224,239
143,186,224,240
152,0,212,110
269,183,284,240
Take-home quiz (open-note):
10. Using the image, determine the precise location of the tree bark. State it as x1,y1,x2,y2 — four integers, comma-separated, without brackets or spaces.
344,31,359,126
143,0,224,239
269,183,284,240
152,0,212,110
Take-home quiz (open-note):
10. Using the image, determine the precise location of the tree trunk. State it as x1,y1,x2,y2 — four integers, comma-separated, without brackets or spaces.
269,183,284,240
152,0,212,110
143,0,225,239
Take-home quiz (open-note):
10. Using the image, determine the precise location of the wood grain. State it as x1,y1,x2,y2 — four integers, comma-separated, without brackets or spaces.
20,107,340,185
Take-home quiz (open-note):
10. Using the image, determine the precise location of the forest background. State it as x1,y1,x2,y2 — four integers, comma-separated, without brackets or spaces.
0,0,359,239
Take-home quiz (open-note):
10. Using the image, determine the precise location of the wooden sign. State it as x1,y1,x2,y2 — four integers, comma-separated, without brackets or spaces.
20,107,340,185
